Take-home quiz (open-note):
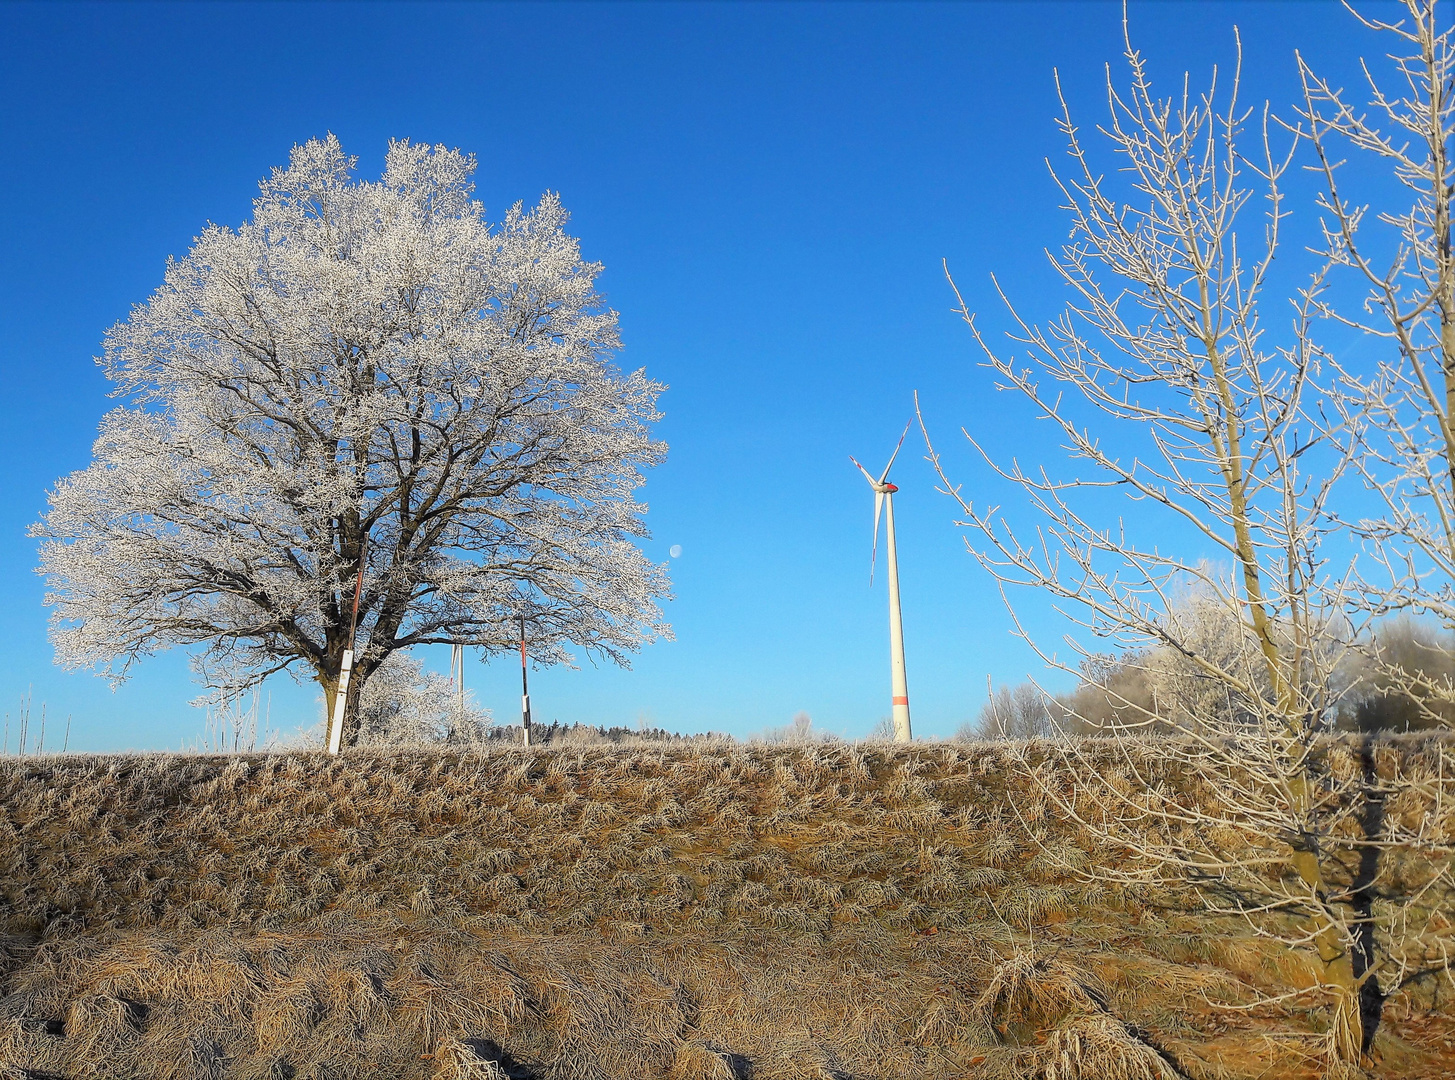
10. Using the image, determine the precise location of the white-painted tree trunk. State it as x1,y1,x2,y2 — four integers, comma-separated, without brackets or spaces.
326,648,353,755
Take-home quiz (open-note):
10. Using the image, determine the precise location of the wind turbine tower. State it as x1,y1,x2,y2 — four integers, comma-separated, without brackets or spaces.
851,422,913,743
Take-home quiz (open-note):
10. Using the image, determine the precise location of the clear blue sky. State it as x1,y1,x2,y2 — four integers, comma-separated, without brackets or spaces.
0,1,1394,751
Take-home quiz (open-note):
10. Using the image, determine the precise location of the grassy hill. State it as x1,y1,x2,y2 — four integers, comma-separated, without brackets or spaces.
0,742,1450,1079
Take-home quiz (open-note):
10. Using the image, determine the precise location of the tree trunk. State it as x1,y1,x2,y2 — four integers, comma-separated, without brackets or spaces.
317,643,367,750
1291,848,1365,1066
1325,962,1365,1068
340,676,364,748
321,675,337,737
1211,339,1365,1067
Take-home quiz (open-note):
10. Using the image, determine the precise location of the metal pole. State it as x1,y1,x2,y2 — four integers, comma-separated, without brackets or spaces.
519,613,533,747
884,488,912,742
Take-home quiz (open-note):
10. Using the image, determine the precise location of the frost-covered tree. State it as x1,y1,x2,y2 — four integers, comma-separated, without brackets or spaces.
354,650,493,747
33,136,669,745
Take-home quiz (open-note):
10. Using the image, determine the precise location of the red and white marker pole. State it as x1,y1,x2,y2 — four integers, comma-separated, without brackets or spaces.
519,613,533,747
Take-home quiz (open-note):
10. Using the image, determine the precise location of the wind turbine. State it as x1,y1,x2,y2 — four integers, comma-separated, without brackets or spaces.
851,422,914,743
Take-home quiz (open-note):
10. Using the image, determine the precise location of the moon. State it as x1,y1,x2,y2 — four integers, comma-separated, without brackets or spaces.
669,544,682,558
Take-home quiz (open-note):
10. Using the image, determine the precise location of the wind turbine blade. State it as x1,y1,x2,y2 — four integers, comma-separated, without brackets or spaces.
871,490,884,585
878,420,913,484
848,455,877,486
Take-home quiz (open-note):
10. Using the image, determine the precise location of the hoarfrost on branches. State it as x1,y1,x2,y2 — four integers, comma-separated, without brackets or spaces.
355,650,493,748
919,16,1427,1063
33,135,670,745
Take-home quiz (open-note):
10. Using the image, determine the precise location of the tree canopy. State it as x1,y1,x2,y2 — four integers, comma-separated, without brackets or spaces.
34,135,670,744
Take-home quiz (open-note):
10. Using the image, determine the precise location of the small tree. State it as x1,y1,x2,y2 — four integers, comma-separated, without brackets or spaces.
355,650,493,747
922,16,1453,1066
33,136,669,744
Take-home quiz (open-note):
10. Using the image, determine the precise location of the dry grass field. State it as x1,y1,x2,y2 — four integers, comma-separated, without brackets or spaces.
0,741,1451,1079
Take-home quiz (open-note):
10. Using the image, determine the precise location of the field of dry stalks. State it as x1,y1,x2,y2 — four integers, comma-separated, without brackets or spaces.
0,741,1451,1080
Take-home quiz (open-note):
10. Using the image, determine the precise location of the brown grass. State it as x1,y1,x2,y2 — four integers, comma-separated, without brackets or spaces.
0,741,1450,1078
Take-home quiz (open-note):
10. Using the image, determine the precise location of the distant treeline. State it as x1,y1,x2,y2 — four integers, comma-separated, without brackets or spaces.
479,720,728,746
971,611,1455,741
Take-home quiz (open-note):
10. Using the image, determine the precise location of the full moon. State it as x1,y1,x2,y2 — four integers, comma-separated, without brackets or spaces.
669,544,682,558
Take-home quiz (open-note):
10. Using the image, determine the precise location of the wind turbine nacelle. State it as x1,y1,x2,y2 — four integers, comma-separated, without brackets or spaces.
883,483,898,493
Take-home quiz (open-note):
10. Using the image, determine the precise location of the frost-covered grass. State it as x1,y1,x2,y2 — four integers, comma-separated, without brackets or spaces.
0,742,1450,1078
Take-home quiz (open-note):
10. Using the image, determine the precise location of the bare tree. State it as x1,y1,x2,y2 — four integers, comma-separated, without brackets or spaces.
1337,615,1455,731
921,17,1454,1067
966,680,1057,740
1045,583,1321,736
755,711,837,745
32,136,670,745
1043,652,1152,735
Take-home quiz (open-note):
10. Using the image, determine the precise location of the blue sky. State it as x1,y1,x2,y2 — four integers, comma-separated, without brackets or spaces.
0,1,1397,751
